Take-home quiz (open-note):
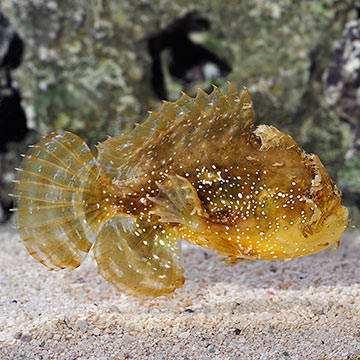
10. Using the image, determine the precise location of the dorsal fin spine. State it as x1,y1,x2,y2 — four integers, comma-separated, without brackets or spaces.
98,82,255,180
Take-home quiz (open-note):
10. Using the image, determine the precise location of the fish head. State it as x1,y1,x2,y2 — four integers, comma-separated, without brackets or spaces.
252,125,349,260
291,154,349,256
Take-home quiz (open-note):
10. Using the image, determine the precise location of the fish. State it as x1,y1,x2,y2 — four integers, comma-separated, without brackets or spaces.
11,82,349,298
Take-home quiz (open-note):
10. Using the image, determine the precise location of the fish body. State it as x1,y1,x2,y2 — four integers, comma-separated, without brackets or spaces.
12,83,349,297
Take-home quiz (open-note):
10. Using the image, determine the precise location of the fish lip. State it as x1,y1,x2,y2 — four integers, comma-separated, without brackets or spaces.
301,225,313,238
307,186,349,230
319,202,349,228
300,201,348,241
304,205,348,251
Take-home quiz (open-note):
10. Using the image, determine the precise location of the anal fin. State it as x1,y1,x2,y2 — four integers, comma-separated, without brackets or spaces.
93,215,184,298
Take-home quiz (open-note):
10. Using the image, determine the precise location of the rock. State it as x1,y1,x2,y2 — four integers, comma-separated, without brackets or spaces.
77,319,87,330
122,333,135,342
20,333,31,342
110,304,120,313
324,19,360,143
179,331,191,339
258,312,273,321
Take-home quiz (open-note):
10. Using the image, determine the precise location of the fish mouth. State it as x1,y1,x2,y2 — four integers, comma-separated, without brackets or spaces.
317,201,348,230
304,180,348,232
297,198,348,258
306,205,348,251
301,225,313,238
307,154,349,231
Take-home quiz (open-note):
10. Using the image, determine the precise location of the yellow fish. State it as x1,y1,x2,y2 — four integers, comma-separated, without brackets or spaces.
12,82,349,298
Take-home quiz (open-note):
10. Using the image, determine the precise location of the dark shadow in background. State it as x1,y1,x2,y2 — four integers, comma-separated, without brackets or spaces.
0,11,27,222
147,11,231,100
0,12,24,88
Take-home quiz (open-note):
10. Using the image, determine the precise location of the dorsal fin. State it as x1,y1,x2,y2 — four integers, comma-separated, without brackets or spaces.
97,82,254,180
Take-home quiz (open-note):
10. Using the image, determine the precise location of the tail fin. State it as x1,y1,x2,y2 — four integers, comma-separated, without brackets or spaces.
12,132,106,271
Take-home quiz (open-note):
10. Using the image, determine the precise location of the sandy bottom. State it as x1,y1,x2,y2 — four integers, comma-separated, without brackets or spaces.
0,222,359,360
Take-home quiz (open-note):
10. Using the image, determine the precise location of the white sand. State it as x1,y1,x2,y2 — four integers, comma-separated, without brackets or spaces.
0,221,359,360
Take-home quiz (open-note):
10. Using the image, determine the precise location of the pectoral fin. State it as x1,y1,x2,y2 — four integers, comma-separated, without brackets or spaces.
149,175,207,227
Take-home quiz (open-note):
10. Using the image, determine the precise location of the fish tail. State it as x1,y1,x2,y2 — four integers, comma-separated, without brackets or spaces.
12,132,110,271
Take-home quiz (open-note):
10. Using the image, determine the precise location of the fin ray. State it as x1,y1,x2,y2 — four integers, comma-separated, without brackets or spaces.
149,175,206,225
94,215,184,298
98,82,254,180
14,132,108,270
21,153,97,184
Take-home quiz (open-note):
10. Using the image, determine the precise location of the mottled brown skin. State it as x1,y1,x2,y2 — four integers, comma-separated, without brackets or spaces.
13,83,348,298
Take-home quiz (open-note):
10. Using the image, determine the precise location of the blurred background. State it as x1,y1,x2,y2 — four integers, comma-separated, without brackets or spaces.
1,0,360,225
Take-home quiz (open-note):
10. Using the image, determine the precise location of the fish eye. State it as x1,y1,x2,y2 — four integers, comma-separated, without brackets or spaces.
307,194,313,199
